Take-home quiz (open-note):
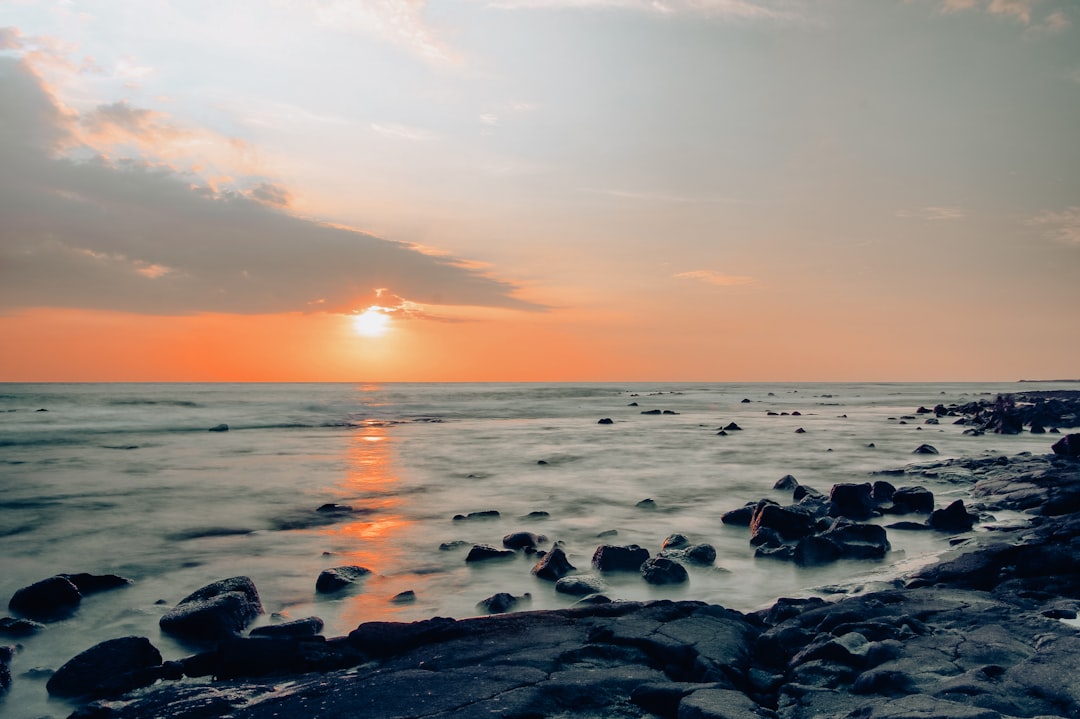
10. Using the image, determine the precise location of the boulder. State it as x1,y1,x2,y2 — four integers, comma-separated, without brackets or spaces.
724,422,742,431
532,546,576,581
159,576,263,640
640,557,688,585
870,481,895,503
1052,433,1080,457
828,483,875,520
249,617,325,638
597,418,614,424
663,543,718,566
592,544,650,572
749,501,816,542
912,444,938,455
46,636,162,700
662,534,690,550
0,646,10,695
929,500,976,532
316,566,372,593
889,486,934,514
208,424,229,432
7,575,81,621
61,573,133,595
452,510,500,521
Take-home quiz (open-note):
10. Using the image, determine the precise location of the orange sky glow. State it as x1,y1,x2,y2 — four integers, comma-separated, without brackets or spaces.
1,1,1078,383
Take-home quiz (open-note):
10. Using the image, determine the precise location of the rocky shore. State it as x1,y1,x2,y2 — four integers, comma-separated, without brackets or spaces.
4,403,1080,718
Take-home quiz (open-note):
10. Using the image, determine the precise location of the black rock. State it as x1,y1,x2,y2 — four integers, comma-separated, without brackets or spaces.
1052,433,1080,457
597,418,614,425
890,486,935,514
316,566,373,593
635,498,658,510
532,546,576,581
477,592,529,614
46,636,162,700
724,422,742,431
452,510,500,521
8,575,81,621
159,576,264,640
592,544,650,572
774,474,799,491
928,499,976,532
683,544,717,565
640,557,688,585
721,503,755,526
870,481,895,503
913,444,939,455
465,545,515,562
750,501,816,542
208,424,229,432
61,573,133,595
249,617,325,638
794,427,806,434
828,483,875,520
0,616,43,637
392,591,417,604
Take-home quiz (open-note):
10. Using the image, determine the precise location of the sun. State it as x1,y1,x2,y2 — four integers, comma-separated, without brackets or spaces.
351,307,391,337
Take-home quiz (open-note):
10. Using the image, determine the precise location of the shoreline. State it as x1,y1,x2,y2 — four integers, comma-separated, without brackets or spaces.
7,440,1076,719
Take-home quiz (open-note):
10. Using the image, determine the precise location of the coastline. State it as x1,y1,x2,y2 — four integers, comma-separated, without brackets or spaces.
6,441,1076,719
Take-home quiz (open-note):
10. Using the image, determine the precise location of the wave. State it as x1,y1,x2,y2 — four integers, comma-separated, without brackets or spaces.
107,399,201,408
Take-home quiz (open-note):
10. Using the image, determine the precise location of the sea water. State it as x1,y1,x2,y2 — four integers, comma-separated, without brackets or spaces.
0,382,1070,718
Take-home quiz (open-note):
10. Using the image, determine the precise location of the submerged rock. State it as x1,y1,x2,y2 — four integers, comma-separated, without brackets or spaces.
640,557,688,585
249,617,324,639
1052,433,1080,457
465,545,515,562
477,592,530,614
928,500,977,532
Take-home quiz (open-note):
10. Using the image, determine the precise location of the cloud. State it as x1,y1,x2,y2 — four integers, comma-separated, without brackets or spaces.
299,0,458,64
485,0,800,20
674,270,755,286
895,206,966,221
1028,206,1080,245
0,56,538,316
926,0,1062,25
370,122,440,141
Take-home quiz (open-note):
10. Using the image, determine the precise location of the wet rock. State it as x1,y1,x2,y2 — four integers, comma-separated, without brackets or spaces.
912,444,938,455
61,573,133,595
774,474,799,491
641,409,663,415
663,543,718,566
502,531,547,550
597,418,614,424
208,424,229,432
928,500,976,532
1052,433,1080,457
532,546,576,581
828,483,876,520
640,556,688,585
592,544,650,572
316,503,354,514
7,575,81,621
46,636,162,700
391,591,416,604
870,481,895,503
465,545,515,562
724,422,742,431
159,576,263,640
555,575,607,596
316,566,373,593
662,534,690,550
249,617,324,638
0,616,43,637
888,486,935,514
0,646,10,695
636,498,658,510
749,501,816,542
721,503,756,526
795,427,806,434
477,592,530,614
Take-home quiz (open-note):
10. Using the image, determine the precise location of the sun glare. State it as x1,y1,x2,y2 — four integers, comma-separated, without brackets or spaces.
351,308,391,338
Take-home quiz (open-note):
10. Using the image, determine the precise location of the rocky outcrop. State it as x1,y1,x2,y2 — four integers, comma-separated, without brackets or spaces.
316,566,372,593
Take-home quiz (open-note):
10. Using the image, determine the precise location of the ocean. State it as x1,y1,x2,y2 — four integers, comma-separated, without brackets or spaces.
0,382,1070,718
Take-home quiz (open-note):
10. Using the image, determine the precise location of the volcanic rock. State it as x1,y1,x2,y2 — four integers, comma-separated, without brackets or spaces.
46,636,162,700
159,576,263,640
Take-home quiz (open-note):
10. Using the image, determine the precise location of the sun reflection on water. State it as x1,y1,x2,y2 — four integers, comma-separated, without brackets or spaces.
317,419,430,625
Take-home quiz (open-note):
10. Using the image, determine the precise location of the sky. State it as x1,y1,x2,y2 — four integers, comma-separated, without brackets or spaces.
1,0,1078,382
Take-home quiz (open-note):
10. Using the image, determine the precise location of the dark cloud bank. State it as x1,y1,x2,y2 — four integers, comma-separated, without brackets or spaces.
0,56,535,316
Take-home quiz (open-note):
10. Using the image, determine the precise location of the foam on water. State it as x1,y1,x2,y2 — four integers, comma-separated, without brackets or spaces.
0,381,1070,718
